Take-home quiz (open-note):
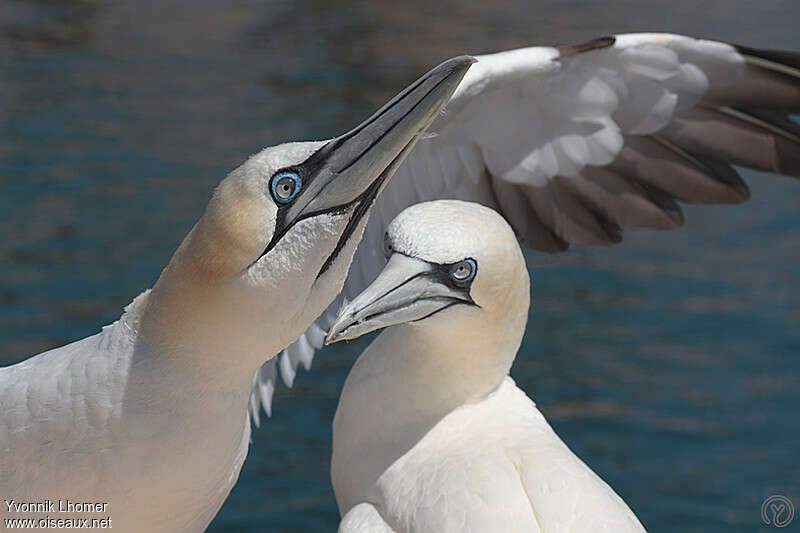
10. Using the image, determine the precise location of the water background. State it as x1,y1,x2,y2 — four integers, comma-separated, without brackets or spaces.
1,1,798,531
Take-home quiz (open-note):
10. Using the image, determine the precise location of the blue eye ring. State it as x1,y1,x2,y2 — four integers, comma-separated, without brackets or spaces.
449,258,476,285
270,171,302,204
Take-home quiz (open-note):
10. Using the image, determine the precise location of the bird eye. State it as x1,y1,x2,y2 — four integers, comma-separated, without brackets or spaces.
449,258,476,285
270,171,302,204
383,232,393,258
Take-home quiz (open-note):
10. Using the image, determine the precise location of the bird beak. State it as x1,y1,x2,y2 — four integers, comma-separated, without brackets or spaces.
261,56,476,263
325,254,472,344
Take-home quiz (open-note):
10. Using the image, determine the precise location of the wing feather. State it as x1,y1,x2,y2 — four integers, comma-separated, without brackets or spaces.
610,135,750,203
661,105,800,176
488,174,568,252
250,33,800,419
563,167,683,230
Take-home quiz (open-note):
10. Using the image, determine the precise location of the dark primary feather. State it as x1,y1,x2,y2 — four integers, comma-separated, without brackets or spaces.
509,42,800,250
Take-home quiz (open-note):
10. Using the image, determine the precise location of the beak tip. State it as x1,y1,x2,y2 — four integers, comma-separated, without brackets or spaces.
324,327,342,345
427,55,477,84
444,55,477,75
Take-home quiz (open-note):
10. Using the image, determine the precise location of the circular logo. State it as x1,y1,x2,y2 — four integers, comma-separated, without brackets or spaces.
762,495,795,528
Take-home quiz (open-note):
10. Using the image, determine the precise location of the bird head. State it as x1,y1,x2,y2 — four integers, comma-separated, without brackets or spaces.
145,58,475,358
326,200,530,348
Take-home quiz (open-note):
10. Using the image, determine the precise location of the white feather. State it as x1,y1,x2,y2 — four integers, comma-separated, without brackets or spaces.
250,32,794,421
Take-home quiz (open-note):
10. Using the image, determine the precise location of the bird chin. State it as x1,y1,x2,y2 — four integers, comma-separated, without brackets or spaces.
310,208,372,301
237,188,374,332
242,211,351,292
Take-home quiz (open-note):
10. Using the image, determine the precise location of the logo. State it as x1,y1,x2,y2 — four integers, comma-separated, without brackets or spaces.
761,495,795,528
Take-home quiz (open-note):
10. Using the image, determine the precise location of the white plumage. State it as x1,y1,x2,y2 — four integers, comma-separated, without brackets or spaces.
339,379,643,533
0,292,252,530
328,201,645,532
3,30,798,530
0,59,470,532
252,33,800,417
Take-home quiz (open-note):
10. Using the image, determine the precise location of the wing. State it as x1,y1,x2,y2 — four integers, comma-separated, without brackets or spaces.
250,33,800,422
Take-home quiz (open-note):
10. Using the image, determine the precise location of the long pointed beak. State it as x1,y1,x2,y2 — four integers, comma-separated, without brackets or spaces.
325,254,471,344
296,55,477,216
262,56,476,261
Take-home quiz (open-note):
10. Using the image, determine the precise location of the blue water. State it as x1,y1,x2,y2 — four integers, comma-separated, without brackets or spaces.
1,1,798,531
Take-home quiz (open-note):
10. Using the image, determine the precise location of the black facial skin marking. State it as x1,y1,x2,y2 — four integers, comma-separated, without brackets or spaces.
255,137,397,271
382,229,480,305
408,259,480,323
257,147,334,259
397,251,480,307
429,258,479,305
359,257,480,326
255,65,461,275
315,152,399,279
410,301,462,323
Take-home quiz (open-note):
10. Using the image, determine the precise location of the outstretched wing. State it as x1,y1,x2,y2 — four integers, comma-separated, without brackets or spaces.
250,33,800,423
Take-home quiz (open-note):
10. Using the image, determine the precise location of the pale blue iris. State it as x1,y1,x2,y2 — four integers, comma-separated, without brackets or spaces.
271,171,302,204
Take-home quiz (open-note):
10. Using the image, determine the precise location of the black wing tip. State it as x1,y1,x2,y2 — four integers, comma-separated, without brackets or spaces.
557,36,616,58
733,44,800,72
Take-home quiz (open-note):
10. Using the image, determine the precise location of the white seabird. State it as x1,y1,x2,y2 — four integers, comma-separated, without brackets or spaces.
2,30,798,530
252,33,800,420
326,200,645,532
0,58,473,532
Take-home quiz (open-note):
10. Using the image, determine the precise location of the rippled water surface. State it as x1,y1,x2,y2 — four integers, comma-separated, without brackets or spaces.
1,1,798,531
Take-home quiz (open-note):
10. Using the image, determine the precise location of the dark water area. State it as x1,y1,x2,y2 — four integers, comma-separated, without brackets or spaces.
1,1,798,531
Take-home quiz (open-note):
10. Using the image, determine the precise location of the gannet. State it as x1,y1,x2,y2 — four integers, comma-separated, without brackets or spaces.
326,200,645,532
0,58,473,532
252,33,800,422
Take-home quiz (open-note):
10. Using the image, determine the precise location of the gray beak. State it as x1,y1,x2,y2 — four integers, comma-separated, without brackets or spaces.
325,254,472,343
262,56,476,265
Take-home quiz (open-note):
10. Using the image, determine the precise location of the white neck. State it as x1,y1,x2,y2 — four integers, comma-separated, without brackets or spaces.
132,202,361,396
30,290,257,530
104,221,296,508
133,224,307,393
332,269,529,512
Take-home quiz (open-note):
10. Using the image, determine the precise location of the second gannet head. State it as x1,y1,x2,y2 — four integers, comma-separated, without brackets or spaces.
142,59,474,369
326,200,530,363
327,201,530,510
